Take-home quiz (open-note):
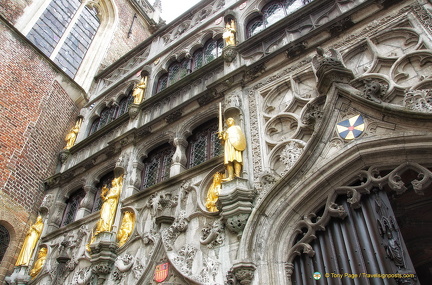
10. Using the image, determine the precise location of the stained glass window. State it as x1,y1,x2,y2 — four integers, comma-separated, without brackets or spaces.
0,225,9,262
188,119,222,168
27,0,100,78
141,144,175,189
61,189,86,227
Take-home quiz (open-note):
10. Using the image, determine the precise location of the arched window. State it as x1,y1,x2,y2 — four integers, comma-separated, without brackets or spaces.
0,225,10,262
187,119,223,168
156,38,223,93
88,92,133,135
141,143,175,189
92,172,114,213
27,0,101,78
246,0,312,38
61,189,86,227
192,38,224,73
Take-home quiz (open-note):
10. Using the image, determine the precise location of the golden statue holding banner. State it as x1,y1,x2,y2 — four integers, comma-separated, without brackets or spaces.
29,247,47,278
64,118,82,149
132,76,147,104
205,172,223,212
15,216,44,266
218,104,246,181
88,175,123,249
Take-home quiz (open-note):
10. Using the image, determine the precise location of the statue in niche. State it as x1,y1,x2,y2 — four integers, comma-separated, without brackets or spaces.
88,175,123,249
218,117,246,181
205,173,223,212
117,211,135,247
15,216,44,266
132,76,147,104
223,19,236,46
64,118,82,149
29,247,47,278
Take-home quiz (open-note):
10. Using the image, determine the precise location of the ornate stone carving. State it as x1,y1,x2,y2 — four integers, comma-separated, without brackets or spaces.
279,141,304,176
111,253,134,282
361,78,388,103
71,267,92,285
312,48,354,95
165,109,183,124
286,42,307,58
223,46,237,63
162,211,188,250
404,89,432,112
328,16,354,36
227,261,256,285
218,178,255,235
200,218,225,248
301,97,324,126
173,244,197,276
39,194,53,214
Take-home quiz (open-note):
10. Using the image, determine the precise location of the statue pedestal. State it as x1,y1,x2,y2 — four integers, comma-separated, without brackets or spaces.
5,266,31,285
218,177,255,235
89,232,118,285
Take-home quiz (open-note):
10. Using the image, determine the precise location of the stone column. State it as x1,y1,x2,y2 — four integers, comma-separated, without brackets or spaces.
170,137,188,177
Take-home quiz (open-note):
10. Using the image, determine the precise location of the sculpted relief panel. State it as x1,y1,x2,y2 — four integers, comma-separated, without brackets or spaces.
344,27,432,106
258,72,317,178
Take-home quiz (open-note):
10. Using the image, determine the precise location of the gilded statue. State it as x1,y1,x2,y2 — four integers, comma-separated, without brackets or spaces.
29,247,47,278
218,117,246,181
205,172,223,212
64,118,82,149
88,175,123,249
117,211,135,247
222,19,236,46
132,76,147,104
15,216,44,266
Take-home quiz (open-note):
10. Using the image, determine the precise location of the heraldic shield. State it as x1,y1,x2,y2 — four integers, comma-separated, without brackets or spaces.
154,262,169,282
226,125,246,151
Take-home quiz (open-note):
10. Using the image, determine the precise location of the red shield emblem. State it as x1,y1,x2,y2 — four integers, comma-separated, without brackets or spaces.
154,262,169,282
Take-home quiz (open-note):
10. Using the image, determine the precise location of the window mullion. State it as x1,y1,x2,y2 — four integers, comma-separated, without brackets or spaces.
50,2,85,60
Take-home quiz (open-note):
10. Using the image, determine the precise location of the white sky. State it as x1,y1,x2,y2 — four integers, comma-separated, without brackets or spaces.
159,0,202,23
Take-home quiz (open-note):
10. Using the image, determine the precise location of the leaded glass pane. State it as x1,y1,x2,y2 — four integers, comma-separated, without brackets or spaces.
285,0,308,14
193,49,204,71
53,5,100,77
157,74,168,92
98,108,111,128
143,159,159,188
211,128,223,157
217,39,224,57
141,144,175,189
188,119,221,168
27,0,80,56
204,41,218,64
168,62,180,83
190,135,208,167
117,95,130,117
264,2,285,26
89,118,100,135
0,225,10,262
61,189,85,227
247,17,264,38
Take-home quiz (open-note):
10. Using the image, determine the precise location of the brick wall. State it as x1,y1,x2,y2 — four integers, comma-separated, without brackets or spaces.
0,18,80,280
99,0,152,69
0,0,30,24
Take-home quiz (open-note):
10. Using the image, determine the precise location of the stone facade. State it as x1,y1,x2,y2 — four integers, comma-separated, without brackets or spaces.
3,0,432,284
